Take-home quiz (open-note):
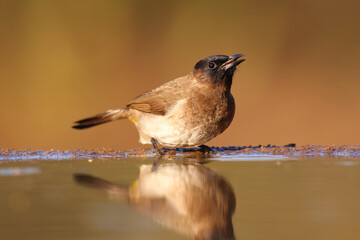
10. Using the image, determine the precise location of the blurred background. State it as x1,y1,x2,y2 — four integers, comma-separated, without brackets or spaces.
0,0,359,150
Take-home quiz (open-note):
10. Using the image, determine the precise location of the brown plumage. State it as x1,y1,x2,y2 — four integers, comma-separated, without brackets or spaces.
73,54,245,150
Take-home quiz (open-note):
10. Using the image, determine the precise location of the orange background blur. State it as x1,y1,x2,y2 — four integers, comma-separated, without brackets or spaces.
0,0,359,150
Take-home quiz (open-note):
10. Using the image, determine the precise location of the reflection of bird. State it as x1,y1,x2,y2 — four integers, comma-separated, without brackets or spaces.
72,54,245,153
74,163,236,240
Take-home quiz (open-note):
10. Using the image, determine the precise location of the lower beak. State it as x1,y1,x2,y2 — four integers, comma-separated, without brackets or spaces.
220,54,245,70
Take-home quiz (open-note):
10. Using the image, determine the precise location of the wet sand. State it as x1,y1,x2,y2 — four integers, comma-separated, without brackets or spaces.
1,144,359,161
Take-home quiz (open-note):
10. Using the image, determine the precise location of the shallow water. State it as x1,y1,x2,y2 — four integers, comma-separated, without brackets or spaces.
1,156,360,240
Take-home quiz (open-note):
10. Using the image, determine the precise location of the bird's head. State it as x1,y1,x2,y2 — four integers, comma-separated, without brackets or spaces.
193,54,245,88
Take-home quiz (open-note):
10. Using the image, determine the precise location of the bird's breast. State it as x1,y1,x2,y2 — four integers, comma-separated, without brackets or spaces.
194,91,234,130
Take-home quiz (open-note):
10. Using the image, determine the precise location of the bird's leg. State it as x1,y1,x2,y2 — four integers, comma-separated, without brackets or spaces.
151,138,162,156
151,138,162,171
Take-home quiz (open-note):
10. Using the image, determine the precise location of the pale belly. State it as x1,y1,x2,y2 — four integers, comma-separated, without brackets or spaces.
135,103,234,148
136,114,208,147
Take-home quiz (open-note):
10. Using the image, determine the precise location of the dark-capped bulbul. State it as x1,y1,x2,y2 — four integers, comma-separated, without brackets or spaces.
72,54,245,153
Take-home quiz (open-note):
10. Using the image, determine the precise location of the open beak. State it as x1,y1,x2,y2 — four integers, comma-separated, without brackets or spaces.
220,54,245,71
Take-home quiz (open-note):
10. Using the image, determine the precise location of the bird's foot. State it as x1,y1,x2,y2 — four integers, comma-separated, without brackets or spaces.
199,145,213,158
199,145,212,152
153,148,163,157
151,138,162,171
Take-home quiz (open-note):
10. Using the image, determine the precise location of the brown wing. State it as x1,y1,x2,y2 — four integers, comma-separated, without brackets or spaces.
126,75,191,116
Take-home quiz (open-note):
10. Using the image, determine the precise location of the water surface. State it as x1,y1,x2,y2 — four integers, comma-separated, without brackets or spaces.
1,156,359,240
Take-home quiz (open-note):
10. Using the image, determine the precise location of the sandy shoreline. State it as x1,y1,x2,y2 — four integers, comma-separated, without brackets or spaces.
1,145,359,161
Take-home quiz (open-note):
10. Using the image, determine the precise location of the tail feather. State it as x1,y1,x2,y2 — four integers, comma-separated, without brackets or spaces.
72,109,129,129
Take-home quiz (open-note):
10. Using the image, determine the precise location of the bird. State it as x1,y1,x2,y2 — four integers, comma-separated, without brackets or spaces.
72,54,245,154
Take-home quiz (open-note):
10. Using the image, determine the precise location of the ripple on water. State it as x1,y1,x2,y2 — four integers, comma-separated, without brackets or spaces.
0,167,41,176
210,153,296,162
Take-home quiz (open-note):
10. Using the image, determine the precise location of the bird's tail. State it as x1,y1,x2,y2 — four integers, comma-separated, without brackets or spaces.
72,108,130,129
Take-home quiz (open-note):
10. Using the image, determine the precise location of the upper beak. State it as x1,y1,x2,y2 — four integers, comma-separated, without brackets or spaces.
220,54,245,70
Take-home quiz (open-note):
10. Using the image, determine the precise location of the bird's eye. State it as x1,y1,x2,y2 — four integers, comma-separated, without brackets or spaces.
208,62,216,69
